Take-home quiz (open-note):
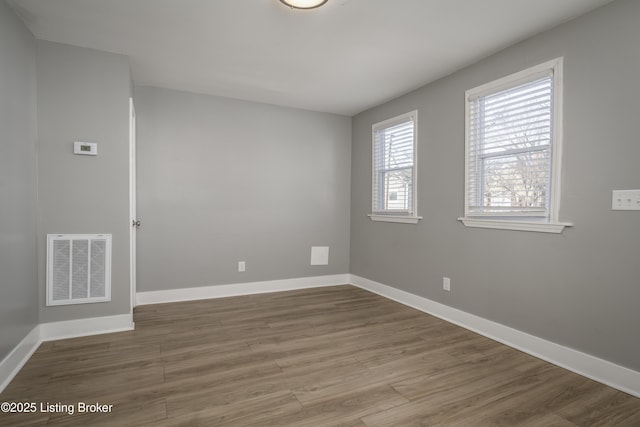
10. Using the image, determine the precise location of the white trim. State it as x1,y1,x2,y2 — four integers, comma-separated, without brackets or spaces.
39,314,134,342
549,58,564,224
466,59,557,100
371,110,419,219
5,276,638,398
463,57,566,227
458,217,572,233
0,326,41,393
136,274,351,305
129,97,137,314
368,214,422,224
371,110,417,132
0,313,133,393
349,274,640,398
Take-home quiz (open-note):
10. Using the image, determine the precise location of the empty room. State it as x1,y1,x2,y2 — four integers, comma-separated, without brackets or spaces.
1,0,639,425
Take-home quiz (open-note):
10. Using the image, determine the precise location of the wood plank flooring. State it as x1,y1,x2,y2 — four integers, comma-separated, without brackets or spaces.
1,285,639,426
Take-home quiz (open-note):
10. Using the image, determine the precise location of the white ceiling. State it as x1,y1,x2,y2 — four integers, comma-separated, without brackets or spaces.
9,0,614,116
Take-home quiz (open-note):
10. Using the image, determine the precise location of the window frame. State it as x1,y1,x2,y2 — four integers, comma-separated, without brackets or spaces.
369,110,422,224
460,58,571,233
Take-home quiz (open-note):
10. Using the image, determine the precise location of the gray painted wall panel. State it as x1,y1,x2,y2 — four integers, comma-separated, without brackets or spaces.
135,87,351,291
350,0,640,370
36,41,131,322
0,0,38,360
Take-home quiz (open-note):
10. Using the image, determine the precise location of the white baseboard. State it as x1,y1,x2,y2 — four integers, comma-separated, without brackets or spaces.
349,274,640,398
5,276,637,399
39,313,134,342
0,313,134,394
0,325,41,394
136,274,351,305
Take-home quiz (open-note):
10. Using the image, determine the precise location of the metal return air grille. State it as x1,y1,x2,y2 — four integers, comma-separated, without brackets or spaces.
46,234,112,306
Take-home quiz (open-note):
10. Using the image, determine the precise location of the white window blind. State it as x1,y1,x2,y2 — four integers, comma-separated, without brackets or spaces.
466,69,555,219
372,111,417,216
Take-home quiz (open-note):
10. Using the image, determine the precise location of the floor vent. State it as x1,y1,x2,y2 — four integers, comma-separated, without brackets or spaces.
46,234,112,306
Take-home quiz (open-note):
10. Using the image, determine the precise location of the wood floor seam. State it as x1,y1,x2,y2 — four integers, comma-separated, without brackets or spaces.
1,285,639,426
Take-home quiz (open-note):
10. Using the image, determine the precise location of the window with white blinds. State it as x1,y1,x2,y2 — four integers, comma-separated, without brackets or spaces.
463,58,566,231
370,111,419,222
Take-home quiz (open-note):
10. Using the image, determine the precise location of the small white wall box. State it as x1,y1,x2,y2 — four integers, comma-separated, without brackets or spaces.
74,141,98,156
310,246,329,266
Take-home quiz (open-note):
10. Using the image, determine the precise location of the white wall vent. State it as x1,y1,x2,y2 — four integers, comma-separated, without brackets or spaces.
46,234,112,306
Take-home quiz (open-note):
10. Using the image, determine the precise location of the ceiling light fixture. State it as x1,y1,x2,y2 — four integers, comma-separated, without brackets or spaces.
280,0,328,10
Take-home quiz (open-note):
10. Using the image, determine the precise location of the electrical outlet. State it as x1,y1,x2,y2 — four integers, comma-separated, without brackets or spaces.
238,261,246,272
443,277,451,292
612,189,640,211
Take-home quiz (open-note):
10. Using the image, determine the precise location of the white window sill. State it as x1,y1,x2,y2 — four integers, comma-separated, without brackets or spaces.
458,218,572,234
369,214,422,224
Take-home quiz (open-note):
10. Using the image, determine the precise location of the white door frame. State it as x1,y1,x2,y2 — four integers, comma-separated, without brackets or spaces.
129,97,137,312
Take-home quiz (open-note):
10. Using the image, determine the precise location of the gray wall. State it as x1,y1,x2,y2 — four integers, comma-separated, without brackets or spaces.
0,0,38,360
36,41,131,322
135,86,351,292
350,0,640,371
